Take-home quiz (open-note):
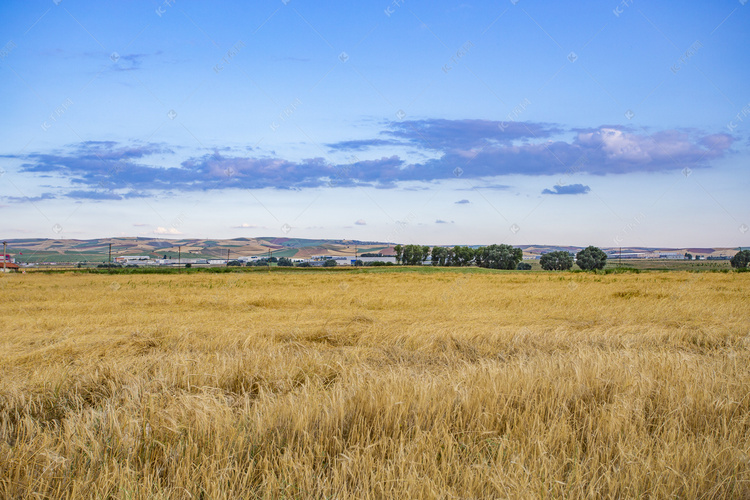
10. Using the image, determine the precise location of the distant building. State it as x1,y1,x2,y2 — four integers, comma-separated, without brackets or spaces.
0,261,19,272
610,252,648,259
115,256,150,263
309,255,350,263
237,256,260,263
659,253,682,259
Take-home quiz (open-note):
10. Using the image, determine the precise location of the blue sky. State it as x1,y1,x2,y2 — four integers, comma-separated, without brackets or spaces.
1,0,748,247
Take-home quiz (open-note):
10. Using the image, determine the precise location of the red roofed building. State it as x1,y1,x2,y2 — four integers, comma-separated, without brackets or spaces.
1,256,19,271
0,261,19,271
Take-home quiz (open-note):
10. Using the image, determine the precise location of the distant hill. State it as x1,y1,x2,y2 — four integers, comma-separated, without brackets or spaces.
0,238,739,264
0,237,396,263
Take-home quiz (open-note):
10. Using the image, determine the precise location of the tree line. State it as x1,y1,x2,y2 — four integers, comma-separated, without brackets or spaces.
392,244,610,271
230,247,749,271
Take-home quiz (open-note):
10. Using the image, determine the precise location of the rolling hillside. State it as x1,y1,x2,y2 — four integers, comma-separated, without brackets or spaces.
0,238,740,264
1,237,395,263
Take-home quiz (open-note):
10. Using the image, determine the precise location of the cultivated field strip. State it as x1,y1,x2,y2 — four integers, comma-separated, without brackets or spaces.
1,271,749,498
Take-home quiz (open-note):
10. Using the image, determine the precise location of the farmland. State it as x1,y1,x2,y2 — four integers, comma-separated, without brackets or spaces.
1,270,749,498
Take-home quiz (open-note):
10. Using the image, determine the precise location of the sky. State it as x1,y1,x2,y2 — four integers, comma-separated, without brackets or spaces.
0,0,748,248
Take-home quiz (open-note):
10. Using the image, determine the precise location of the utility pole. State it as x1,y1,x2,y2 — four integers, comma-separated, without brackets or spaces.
355,243,358,266
619,247,622,267
3,241,6,273
178,246,181,273
108,243,112,273
227,248,230,264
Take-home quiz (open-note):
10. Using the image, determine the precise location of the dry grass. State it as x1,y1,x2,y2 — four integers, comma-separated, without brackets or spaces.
1,270,749,499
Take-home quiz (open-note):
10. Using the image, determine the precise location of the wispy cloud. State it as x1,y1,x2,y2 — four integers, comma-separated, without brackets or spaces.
455,199,471,204
102,51,160,72
386,119,562,150
65,190,147,200
460,184,512,191
327,139,404,151
1,193,56,203
542,184,591,195
153,227,182,235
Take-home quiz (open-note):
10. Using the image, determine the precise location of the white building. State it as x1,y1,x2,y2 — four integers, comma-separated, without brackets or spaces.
659,253,682,259
115,255,150,263
609,252,648,259
237,256,261,263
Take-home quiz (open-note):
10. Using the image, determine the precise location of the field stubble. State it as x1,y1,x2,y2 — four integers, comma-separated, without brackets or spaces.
0,271,749,498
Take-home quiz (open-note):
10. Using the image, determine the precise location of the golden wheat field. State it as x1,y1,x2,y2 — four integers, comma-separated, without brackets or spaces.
1,269,749,499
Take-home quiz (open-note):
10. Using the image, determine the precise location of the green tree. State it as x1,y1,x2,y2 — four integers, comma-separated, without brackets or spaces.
576,246,608,271
400,244,423,265
540,251,574,271
684,253,693,260
451,246,475,266
401,245,412,265
431,246,448,266
394,244,403,265
323,259,337,267
421,246,431,264
277,257,293,267
475,244,523,270
516,262,532,270
730,249,750,269
445,247,455,266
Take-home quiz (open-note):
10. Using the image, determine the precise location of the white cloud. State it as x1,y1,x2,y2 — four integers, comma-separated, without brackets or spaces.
153,227,182,235
355,219,367,225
